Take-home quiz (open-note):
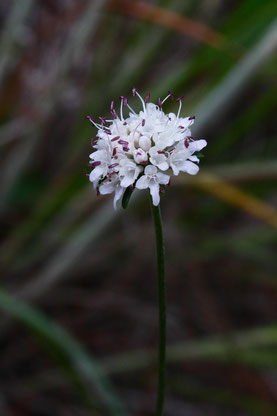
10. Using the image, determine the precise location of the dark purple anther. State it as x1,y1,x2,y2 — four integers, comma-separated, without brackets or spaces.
104,129,112,135
111,136,120,141
145,92,150,103
120,96,128,106
112,148,117,156
140,161,148,165
83,170,89,178
111,109,117,119
108,163,119,169
184,138,189,148
123,146,129,152
168,90,174,100
178,125,184,129
137,152,142,156
86,116,96,124
157,150,165,154
142,119,145,127
176,96,184,102
110,101,115,111
99,116,107,125
160,185,165,193
96,187,100,196
158,97,162,109
187,136,195,141
189,116,195,120
132,87,138,96
92,161,101,167
118,139,128,146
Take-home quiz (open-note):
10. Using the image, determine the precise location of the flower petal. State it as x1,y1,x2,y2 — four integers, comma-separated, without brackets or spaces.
157,172,170,185
149,183,160,206
145,165,157,175
89,166,105,183
180,161,199,175
189,139,207,153
113,186,124,210
136,175,149,189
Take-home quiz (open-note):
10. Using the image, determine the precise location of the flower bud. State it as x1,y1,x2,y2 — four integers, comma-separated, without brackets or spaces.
139,135,151,151
134,148,148,164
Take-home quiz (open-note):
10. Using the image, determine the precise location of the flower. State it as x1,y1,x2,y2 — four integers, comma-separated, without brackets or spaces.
136,165,170,206
87,89,207,208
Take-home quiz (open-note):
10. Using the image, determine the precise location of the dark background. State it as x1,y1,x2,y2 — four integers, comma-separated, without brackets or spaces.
0,1,277,415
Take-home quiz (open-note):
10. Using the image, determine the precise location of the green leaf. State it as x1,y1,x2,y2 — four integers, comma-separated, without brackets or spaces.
122,186,135,209
0,289,128,416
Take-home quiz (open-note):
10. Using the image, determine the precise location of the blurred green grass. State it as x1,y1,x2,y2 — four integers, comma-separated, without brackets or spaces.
0,0,277,415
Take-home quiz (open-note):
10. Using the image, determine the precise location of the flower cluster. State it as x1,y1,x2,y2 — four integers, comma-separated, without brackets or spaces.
87,89,207,208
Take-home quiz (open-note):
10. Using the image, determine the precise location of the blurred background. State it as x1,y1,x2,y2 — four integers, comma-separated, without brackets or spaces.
0,0,277,415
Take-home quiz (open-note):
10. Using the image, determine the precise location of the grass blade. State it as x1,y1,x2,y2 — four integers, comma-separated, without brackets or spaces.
0,289,128,416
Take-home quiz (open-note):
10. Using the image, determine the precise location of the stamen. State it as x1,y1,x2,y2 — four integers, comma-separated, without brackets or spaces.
123,146,129,152
118,139,129,146
142,119,145,127
158,97,162,109
189,116,195,120
86,116,104,130
108,163,119,169
99,116,107,125
145,93,150,103
92,161,101,167
111,136,120,141
184,138,189,148
132,87,146,112
110,101,117,119
162,91,174,104
168,90,174,100
120,96,127,121
112,148,117,156
127,104,136,115
176,96,184,119
160,185,165,193
83,170,89,178
111,109,117,119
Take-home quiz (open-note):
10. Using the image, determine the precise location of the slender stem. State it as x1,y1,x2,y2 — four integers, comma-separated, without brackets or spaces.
150,200,166,416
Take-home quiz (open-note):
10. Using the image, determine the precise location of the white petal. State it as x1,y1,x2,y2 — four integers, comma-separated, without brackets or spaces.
157,172,170,185
120,175,135,188
188,155,199,162
189,139,207,152
99,181,116,195
181,161,199,175
149,183,160,206
136,175,149,189
113,186,124,210
89,166,105,183
170,163,179,176
145,165,157,175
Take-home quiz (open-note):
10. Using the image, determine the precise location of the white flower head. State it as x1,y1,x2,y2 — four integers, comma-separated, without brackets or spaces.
86,89,207,208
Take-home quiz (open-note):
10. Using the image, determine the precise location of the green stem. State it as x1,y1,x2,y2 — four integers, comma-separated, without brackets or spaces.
150,200,166,416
